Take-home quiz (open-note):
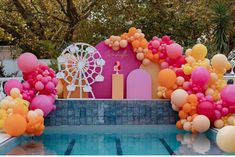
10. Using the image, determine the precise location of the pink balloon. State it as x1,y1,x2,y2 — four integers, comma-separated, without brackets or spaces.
17,52,39,73
214,110,222,120
191,67,210,86
197,101,215,119
45,82,55,92
41,77,49,84
221,107,229,116
35,81,44,91
4,79,23,95
30,95,55,117
221,85,235,106
22,81,30,90
166,43,183,59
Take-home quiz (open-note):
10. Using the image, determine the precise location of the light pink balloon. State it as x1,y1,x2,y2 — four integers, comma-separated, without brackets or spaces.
30,95,55,117
17,52,39,73
166,43,183,59
35,81,44,91
191,67,210,86
4,79,23,95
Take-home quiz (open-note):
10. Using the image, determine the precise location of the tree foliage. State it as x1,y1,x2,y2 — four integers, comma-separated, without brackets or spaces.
0,0,234,58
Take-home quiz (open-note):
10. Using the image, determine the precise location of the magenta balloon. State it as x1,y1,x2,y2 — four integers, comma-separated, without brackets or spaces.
191,67,210,86
91,42,141,98
197,101,215,119
166,43,183,59
17,52,39,73
4,79,23,95
30,95,54,117
221,85,235,106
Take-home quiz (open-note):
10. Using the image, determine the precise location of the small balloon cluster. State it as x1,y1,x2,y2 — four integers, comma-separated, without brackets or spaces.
104,27,186,69
104,27,152,66
0,52,57,137
157,43,233,133
148,36,186,69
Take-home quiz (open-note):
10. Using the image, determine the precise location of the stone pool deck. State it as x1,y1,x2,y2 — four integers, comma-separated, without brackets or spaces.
45,99,178,126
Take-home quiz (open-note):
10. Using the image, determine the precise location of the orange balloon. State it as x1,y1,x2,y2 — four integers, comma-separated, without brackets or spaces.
132,40,140,48
165,89,173,99
192,114,198,120
187,94,198,104
140,39,148,48
129,27,137,36
179,110,188,119
13,103,28,118
183,103,192,113
189,109,197,116
4,114,27,137
176,120,183,129
158,69,177,88
121,33,128,40
191,127,197,134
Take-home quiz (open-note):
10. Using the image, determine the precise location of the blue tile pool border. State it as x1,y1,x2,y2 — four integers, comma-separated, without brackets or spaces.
45,99,178,126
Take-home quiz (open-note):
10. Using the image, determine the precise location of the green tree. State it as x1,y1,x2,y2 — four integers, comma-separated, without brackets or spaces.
211,0,232,55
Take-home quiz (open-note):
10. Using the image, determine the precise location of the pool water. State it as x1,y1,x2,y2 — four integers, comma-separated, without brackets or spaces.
0,125,231,155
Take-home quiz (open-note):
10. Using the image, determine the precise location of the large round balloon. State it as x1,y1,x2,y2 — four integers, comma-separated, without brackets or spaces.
216,126,235,152
158,69,176,88
211,54,228,71
191,67,210,86
91,42,141,98
171,89,188,107
4,79,23,95
191,44,207,60
166,43,183,59
197,101,215,119
192,115,210,133
220,85,235,106
30,95,55,117
17,53,39,73
3,114,27,137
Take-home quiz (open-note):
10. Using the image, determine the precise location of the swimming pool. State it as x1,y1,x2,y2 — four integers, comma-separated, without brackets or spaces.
0,125,231,155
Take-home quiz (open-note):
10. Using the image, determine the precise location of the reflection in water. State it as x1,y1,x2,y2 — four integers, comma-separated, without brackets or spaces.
7,140,55,155
175,133,223,155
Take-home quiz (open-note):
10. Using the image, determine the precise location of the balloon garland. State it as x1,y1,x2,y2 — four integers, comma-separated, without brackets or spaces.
0,52,57,137
104,27,234,133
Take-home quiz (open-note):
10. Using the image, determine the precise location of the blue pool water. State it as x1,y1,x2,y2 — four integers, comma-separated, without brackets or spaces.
0,125,231,155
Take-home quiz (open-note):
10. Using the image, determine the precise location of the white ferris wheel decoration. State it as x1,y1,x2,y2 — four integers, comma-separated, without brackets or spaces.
56,43,105,99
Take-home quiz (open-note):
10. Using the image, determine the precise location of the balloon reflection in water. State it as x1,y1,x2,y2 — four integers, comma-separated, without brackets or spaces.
176,133,211,155
6,140,56,155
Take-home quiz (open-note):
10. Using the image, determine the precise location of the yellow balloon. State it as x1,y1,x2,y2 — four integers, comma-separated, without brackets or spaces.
15,98,29,108
10,88,21,99
0,109,7,129
183,65,192,75
226,61,231,71
191,44,207,60
211,54,228,71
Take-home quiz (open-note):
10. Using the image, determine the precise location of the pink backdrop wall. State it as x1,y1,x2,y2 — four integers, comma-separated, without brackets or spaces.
126,69,152,99
91,42,141,99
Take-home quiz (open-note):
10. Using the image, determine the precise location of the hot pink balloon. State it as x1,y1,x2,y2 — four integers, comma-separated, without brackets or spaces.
166,43,183,59
4,79,23,95
17,52,39,73
197,101,215,119
221,85,235,106
30,95,55,117
191,67,210,86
